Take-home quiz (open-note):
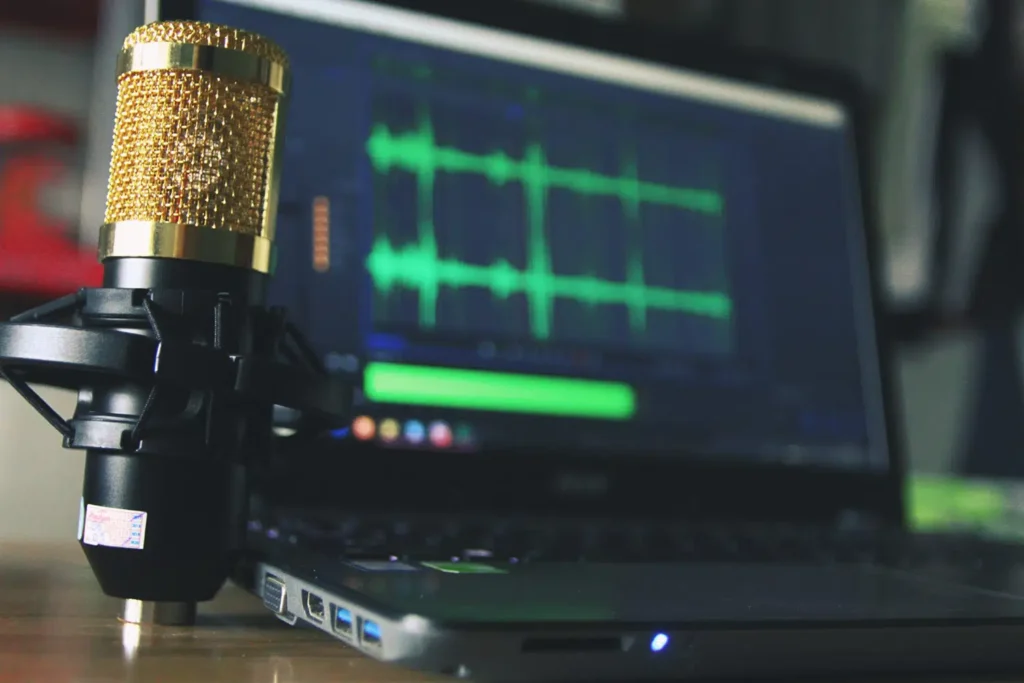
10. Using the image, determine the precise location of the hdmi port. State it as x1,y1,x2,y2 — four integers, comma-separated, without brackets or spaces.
302,590,325,622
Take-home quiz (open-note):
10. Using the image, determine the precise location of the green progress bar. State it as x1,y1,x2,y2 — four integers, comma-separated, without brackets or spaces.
365,112,732,340
363,362,637,420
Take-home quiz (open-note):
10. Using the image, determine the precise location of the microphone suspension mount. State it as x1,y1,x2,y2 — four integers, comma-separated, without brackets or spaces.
0,273,351,616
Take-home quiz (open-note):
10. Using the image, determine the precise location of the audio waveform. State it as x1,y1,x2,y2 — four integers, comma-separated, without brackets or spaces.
366,119,724,215
367,237,731,334
365,111,731,341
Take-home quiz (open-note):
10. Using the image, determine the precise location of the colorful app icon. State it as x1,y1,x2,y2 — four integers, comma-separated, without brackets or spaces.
351,415,375,441
404,420,425,445
454,422,475,447
379,418,400,442
428,420,453,448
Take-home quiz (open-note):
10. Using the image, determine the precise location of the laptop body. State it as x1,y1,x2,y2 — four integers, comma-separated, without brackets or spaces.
146,0,1024,679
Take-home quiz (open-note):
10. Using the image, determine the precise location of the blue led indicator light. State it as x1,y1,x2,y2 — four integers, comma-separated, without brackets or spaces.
650,633,669,652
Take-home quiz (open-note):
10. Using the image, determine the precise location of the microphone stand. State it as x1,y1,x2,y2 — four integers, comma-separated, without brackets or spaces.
0,261,352,624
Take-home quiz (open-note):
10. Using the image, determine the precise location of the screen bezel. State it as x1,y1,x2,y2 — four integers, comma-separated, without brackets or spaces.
165,0,906,526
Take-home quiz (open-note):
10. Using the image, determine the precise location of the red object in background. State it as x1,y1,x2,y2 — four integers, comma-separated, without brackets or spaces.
0,0,99,38
0,107,103,297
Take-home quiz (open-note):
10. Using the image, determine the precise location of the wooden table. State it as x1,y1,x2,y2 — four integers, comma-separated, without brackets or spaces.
0,543,440,683
0,542,1018,683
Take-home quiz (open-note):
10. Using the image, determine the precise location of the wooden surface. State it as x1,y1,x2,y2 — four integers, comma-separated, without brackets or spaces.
0,542,441,683
0,542,1018,683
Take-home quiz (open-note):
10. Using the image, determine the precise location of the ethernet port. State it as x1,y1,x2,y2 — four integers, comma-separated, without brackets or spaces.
302,590,325,623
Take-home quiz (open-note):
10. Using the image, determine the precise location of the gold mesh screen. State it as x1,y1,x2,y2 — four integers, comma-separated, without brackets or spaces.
104,69,277,235
123,21,289,67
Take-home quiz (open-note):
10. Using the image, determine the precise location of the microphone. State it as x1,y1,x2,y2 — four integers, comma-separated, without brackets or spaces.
0,22,350,624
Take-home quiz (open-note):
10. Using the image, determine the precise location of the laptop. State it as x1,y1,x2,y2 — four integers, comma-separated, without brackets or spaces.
154,0,1024,680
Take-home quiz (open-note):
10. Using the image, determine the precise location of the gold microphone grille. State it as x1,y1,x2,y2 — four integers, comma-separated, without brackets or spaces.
106,70,276,235
121,22,289,65
101,21,289,272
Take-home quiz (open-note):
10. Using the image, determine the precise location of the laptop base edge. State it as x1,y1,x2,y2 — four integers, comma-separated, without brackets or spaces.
251,561,1024,682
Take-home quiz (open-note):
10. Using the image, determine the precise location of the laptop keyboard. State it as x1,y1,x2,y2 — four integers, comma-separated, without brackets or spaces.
251,514,1017,569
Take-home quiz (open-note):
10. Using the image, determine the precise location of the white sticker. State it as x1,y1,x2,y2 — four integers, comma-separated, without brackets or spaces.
82,504,148,550
76,497,85,541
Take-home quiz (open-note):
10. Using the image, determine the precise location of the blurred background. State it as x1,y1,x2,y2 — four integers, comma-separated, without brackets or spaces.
0,0,1018,539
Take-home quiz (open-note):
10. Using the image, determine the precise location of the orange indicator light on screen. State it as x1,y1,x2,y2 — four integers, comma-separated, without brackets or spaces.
312,195,330,272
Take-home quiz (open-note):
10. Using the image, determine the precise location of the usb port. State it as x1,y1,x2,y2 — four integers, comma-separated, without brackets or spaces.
303,590,325,622
333,606,353,635
361,618,382,646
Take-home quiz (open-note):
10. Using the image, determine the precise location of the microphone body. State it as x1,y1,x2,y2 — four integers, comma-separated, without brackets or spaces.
0,22,349,618
78,262,270,604
82,23,287,603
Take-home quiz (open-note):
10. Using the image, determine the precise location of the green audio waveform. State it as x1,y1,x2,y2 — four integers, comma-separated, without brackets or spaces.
366,119,724,215
365,111,731,340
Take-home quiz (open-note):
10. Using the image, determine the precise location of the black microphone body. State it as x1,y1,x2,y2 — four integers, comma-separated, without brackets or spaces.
79,259,270,602
0,23,351,618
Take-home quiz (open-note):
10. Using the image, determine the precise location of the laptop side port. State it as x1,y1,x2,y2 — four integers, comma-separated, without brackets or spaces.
360,617,382,647
262,574,287,614
302,590,325,623
333,605,354,636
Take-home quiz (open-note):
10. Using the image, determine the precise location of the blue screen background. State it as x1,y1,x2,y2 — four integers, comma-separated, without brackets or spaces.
200,0,887,471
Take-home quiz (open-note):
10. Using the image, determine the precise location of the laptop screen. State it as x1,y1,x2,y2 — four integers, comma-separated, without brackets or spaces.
196,0,889,471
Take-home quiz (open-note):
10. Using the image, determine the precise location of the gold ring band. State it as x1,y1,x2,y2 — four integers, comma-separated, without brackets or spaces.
99,221,276,274
116,43,288,94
